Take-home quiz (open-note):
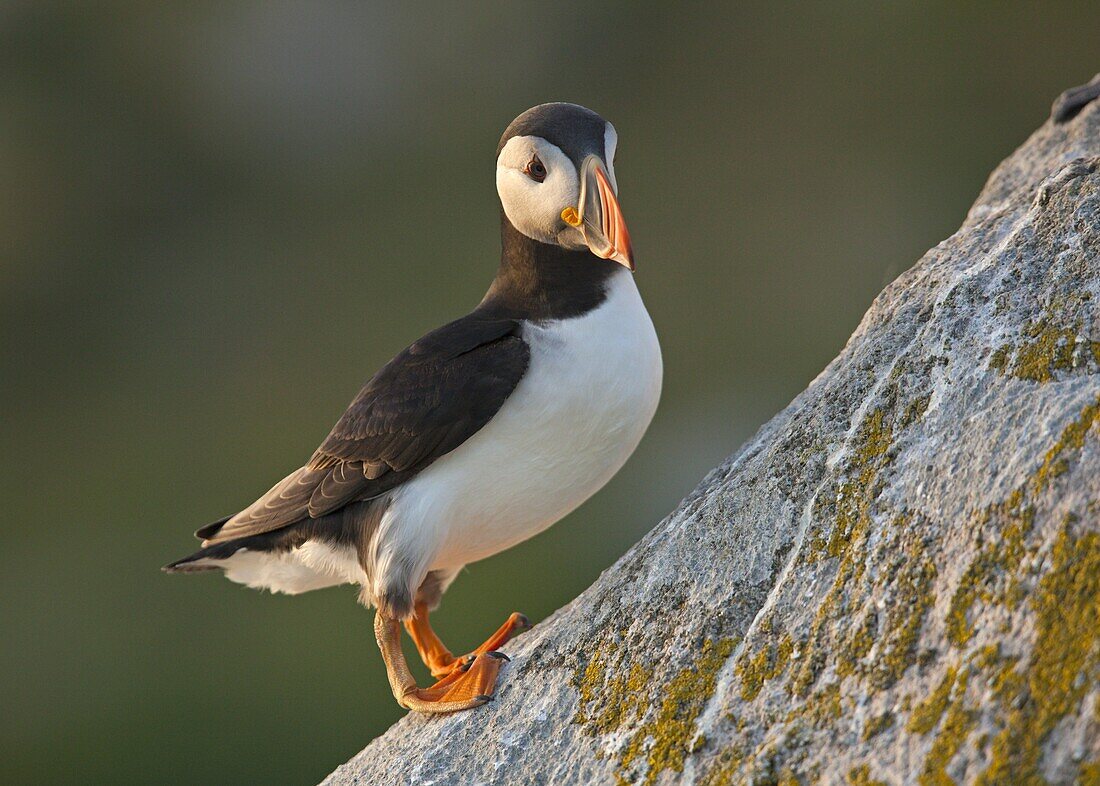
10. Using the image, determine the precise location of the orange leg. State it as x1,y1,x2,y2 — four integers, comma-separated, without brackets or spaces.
403,603,458,677
404,602,530,679
375,612,512,713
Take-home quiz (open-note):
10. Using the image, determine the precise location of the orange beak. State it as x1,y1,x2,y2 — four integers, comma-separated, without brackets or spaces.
564,155,635,270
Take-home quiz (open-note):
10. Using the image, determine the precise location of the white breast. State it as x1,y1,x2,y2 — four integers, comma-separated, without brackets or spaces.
381,269,662,576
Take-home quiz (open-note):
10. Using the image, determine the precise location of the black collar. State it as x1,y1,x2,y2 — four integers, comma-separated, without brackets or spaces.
478,213,618,321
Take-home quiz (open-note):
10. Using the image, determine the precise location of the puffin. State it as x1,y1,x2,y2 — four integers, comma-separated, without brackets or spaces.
165,102,663,713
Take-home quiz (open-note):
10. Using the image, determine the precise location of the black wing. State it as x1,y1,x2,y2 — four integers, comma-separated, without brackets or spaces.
201,314,529,543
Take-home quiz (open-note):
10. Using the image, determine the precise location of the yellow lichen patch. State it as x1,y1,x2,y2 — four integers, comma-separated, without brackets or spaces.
989,344,1011,372
574,642,609,724
918,670,976,786
975,527,1100,785
708,747,805,786
948,396,1099,647
870,543,937,689
573,640,658,749
697,744,747,786
1033,396,1100,494
902,394,932,428
601,664,651,734
699,749,808,786
1079,761,1100,786
574,641,652,735
1009,319,1078,383
776,769,802,786
794,408,899,695
972,644,1022,705
837,613,875,679
799,404,931,701
825,519,937,692
736,633,793,701
856,408,894,465
945,495,1035,647
847,764,888,786
907,666,958,735
620,637,737,786
861,711,895,742
787,683,843,727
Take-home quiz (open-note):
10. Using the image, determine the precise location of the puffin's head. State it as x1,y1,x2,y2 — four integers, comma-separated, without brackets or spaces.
496,103,634,270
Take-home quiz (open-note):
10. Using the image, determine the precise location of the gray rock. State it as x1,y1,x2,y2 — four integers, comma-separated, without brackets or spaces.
324,81,1100,786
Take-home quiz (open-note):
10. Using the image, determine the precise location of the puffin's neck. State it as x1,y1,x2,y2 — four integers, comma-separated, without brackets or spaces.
479,213,618,321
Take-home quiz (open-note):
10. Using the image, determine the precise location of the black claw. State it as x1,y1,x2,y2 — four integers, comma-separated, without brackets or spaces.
515,613,531,630
475,694,494,704
486,650,510,661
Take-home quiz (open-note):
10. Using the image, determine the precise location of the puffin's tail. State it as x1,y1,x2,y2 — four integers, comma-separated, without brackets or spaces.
162,515,237,573
162,540,249,573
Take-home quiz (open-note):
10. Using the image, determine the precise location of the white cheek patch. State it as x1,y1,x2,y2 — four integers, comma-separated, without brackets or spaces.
496,136,580,245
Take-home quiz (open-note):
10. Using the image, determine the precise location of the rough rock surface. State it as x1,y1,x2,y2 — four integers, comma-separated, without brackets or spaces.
324,85,1100,786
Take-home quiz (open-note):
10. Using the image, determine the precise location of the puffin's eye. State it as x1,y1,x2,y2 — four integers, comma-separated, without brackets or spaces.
524,156,547,183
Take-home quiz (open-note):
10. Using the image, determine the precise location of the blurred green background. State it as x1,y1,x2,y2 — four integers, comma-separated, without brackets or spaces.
2,2,1097,784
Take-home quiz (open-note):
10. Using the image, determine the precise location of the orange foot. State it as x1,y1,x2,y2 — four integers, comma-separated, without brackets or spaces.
375,608,531,714
405,604,531,679
402,651,509,711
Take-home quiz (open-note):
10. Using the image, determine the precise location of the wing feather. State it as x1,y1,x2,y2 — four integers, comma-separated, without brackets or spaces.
203,315,528,543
